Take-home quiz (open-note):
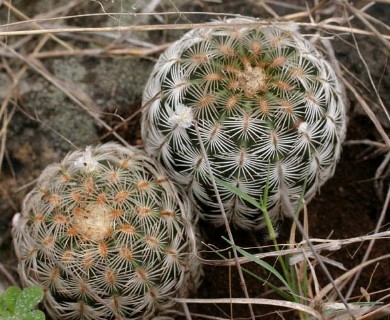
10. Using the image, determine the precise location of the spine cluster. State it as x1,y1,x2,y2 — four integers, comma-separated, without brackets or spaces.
12,143,200,320
142,18,347,229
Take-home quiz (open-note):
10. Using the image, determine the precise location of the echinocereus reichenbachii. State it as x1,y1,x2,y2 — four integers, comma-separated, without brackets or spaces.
12,143,201,319
141,18,347,230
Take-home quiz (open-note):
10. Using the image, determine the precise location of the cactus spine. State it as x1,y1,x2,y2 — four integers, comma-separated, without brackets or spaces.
12,143,200,320
141,18,347,229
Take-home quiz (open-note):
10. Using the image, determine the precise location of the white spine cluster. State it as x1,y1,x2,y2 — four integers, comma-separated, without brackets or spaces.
169,104,194,128
73,146,99,172
142,18,347,229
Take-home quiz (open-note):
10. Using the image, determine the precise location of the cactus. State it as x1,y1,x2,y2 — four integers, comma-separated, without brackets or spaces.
141,18,347,229
12,143,200,320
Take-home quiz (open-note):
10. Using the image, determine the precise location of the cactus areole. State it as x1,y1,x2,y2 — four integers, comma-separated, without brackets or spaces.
12,143,200,320
142,18,347,229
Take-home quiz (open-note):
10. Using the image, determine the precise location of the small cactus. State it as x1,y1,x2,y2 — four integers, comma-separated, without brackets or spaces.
12,143,200,320
141,18,347,229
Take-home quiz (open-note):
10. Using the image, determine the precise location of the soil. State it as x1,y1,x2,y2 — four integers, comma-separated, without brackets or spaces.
0,1,389,319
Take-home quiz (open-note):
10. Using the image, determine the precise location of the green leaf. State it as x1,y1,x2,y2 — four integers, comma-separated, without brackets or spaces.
14,287,43,315
0,310,12,318
223,237,295,294
0,311,46,320
243,267,293,301
215,178,263,210
20,310,46,320
0,298,7,315
0,316,16,320
1,287,22,314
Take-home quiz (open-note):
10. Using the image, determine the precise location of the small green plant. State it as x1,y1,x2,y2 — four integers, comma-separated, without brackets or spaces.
216,174,308,304
0,286,45,320
216,178,390,319
141,17,347,229
12,143,201,320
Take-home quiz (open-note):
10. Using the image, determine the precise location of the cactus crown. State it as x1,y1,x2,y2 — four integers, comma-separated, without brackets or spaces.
142,18,347,229
12,143,199,320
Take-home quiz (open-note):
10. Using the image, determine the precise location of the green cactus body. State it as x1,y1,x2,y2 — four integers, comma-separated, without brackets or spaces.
12,143,200,320
141,18,347,229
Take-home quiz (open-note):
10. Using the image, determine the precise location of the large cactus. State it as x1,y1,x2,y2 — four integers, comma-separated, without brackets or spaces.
141,18,347,229
12,143,200,320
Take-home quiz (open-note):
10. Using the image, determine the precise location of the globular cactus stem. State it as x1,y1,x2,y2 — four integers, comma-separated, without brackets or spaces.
141,18,347,230
12,143,201,320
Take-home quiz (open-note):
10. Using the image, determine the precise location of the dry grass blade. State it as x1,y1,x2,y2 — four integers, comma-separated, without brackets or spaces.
344,140,387,149
29,43,171,59
375,151,390,199
175,297,322,319
0,262,18,286
194,123,256,320
357,303,390,320
315,253,390,302
342,0,390,50
341,2,390,131
200,231,390,266
279,182,355,318
0,105,16,173
342,77,390,148
1,20,390,39
0,55,22,171
0,11,247,30
1,0,74,50
0,41,129,147
345,186,390,299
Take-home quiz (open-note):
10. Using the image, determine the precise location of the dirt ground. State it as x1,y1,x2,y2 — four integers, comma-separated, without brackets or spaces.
0,1,389,319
